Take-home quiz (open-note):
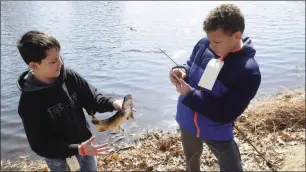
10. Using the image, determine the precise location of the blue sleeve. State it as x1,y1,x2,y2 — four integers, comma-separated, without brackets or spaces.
181,72,261,123
182,39,205,75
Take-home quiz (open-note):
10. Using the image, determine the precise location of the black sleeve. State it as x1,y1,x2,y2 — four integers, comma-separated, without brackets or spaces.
72,70,116,115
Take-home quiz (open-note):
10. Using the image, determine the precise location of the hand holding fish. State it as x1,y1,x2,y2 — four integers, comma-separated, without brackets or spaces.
113,99,136,112
91,94,135,132
78,136,112,156
112,99,124,110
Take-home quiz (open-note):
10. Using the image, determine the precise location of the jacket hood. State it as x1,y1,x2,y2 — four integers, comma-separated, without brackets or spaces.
240,37,256,57
17,65,66,92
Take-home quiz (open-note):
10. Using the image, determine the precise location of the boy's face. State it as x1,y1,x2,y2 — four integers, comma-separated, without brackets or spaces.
30,48,63,78
206,29,242,57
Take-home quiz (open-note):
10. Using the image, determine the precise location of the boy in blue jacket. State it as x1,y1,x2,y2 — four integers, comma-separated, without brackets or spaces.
169,4,261,171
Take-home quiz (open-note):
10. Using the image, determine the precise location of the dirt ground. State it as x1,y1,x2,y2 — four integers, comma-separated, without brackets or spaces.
1,89,305,171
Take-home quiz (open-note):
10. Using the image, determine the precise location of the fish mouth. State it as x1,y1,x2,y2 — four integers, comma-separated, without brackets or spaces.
122,94,133,111
122,94,134,120
123,94,132,103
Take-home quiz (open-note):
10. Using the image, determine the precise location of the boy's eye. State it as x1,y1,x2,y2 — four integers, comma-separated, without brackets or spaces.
49,56,61,64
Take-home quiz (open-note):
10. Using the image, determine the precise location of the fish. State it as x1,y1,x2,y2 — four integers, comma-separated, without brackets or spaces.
91,94,134,132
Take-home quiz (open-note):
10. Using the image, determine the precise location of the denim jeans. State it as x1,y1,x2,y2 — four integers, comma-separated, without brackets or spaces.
45,155,97,172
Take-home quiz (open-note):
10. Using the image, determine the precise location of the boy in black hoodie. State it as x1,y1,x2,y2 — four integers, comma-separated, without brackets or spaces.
16,30,124,171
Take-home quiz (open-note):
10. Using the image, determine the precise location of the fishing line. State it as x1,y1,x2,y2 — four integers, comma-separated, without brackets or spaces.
127,27,187,82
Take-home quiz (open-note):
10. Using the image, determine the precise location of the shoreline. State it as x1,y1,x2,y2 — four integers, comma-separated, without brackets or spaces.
1,89,305,171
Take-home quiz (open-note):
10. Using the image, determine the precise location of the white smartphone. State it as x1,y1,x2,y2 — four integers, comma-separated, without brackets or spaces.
66,155,80,171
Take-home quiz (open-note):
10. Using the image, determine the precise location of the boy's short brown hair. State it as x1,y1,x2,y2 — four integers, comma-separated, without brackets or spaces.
17,30,61,65
203,4,245,36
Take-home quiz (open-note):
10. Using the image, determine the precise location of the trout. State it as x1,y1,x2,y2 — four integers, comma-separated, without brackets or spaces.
91,94,134,132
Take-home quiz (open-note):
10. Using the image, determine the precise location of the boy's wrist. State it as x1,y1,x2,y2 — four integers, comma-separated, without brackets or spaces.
78,144,82,155
109,98,116,110
78,143,86,156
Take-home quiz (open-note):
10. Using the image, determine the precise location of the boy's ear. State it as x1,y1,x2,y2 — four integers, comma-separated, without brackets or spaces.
233,31,242,40
29,62,38,70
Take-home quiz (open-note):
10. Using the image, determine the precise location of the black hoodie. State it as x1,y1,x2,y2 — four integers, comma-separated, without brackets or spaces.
17,66,115,159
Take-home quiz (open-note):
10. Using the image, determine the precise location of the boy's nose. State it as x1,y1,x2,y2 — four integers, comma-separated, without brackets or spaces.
59,57,63,65
210,44,217,52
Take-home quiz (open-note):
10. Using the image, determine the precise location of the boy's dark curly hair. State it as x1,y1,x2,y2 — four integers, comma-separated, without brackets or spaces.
203,4,245,36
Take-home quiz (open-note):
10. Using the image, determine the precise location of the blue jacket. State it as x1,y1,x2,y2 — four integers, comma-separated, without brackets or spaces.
176,37,261,141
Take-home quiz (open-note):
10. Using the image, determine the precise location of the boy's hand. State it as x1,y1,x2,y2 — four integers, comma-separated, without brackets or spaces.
112,99,136,112
175,78,192,96
172,68,186,78
112,99,123,110
168,65,186,87
79,136,112,156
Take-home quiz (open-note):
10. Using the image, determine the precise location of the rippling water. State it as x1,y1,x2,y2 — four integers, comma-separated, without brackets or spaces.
1,1,305,160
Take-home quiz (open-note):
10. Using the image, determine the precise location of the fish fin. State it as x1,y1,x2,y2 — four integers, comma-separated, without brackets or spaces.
97,125,108,132
111,125,121,133
113,124,119,130
91,115,102,125
130,112,134,119
120,125,125,133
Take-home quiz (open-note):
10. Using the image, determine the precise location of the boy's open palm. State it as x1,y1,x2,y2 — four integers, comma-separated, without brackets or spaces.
81,136,112,156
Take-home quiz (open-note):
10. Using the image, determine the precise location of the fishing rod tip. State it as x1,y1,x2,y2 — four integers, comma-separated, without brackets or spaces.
127,27,134,31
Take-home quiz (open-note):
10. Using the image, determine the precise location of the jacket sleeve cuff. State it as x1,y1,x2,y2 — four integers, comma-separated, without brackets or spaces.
181,88,197,107
182,64,190,74
68,144,80,155
108,98,116,111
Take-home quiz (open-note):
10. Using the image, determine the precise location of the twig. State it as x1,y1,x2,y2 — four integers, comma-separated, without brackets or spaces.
235,126,278,171
290,117,305,131
102,146,135,161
